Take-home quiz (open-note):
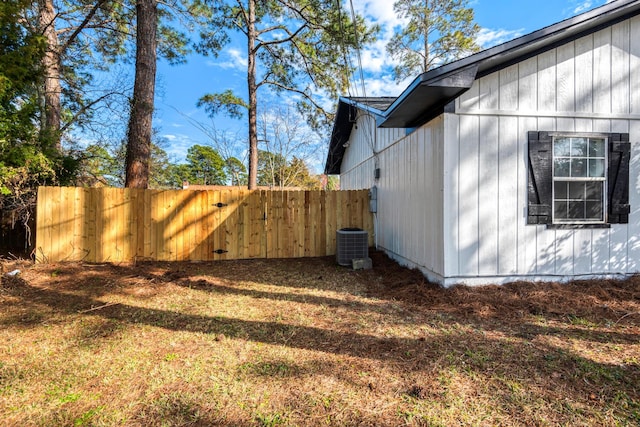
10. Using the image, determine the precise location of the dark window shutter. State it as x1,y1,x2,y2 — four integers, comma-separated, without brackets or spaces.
607,133,630,224
527,131,553,224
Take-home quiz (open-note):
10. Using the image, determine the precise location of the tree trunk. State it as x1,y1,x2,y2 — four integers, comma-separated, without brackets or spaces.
423,0,429,72
39,0,62,150
125,0,157,189
246,0,258,190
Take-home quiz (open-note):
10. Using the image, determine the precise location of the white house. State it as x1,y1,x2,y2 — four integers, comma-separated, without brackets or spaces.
325,0,640,286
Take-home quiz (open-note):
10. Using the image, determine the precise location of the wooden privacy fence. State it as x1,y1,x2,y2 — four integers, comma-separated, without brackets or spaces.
35,187,373,263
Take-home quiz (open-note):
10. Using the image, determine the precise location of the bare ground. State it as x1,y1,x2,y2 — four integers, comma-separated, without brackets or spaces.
1,251,639,426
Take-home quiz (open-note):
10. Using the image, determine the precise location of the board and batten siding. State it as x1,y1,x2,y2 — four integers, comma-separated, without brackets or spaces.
443,16,640,285
341,114,446,282
340,113,406,187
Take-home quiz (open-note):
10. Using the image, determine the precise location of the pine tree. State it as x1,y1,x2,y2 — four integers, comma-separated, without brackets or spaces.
197,0,376,189
387,0,480,81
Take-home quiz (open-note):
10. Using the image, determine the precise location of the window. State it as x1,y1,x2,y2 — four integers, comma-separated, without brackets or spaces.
527,131,630,227
552,136,606,223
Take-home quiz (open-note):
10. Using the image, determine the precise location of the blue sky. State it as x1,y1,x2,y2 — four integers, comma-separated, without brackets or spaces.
153,0,614,170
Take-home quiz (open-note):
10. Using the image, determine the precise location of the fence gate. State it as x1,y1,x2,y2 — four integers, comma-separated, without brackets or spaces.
35,187,372,263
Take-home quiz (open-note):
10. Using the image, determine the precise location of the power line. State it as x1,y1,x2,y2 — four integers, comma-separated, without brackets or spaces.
348,0,367,99
335,0,377,156
336,0,357,98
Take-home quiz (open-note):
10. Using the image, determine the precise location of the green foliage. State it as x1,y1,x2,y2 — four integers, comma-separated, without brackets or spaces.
197,0,377,131
325,175,340,190
157,7,191,65
181,144,227,185
387,0,480,81
77,141,182,189
0,0,43,148
0,0,81,242
257,150,286,188
225,157,247,186
77,144,121,186
258,152,320,189
150,144,182,189
287,156,322,189
197,90,248,120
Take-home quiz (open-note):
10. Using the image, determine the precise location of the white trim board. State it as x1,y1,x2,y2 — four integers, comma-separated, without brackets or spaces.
454,108,640,121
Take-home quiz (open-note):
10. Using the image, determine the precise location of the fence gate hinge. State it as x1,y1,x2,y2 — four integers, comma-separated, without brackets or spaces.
213,249,228,254
213,202,228,208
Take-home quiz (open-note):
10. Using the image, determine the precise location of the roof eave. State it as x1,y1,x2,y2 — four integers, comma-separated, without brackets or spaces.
324,98,388,175
325,0,640,174
378,64,479,128
379,0,640,128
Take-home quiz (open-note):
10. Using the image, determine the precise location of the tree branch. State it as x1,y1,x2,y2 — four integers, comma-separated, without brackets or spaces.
256,21,308,50
60,0,108,54
60,91,119,133
259,80,329,119
273,0,310,21
289,38,317,85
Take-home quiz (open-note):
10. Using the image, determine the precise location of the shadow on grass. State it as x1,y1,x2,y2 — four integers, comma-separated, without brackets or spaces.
3,255,640,423
3,275,638,382
9,260,396,318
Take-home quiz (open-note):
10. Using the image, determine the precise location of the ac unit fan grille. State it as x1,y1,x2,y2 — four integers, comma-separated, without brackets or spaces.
336,228,368,266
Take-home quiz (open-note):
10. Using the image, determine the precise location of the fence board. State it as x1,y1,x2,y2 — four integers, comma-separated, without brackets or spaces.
35,187,48,262
35,187,373,263
122,189,132,262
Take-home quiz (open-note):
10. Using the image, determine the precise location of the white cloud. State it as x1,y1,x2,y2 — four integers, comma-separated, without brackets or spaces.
358,39,390,73
476,27,525,48
353,74,412,97
207,47,248,70
344,0,409,94
345,0,527,97
350,0,404,30
228,48,248,67
573,0,594,14
566,0,611,17
161,133,199,161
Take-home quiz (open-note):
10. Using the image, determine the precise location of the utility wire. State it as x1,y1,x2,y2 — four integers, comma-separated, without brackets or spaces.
336,0,357,98
348,0,367,99
335,0,377,156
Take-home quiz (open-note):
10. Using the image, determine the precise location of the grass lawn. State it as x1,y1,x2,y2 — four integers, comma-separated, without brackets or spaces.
1,252,639,426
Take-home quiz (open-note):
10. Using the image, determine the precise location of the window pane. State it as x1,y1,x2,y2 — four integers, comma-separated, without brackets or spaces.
585,182,603,200
554,159,570,177
554,181,568,199
589,159,605,177
570,138,587,156
569,182,585,199
554,201,568,219
571,159,587,177
554,138,571,156
568,201,585,219
586,201,603,220
589,138,605,157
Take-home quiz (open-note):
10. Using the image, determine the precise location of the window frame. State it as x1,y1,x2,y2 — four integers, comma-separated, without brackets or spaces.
550,133,608,225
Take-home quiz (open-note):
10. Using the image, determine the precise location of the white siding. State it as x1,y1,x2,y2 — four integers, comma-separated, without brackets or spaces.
341,114,446,281
340,112,406,190
340,114,376,189
444,20,640,285
338,17,640,286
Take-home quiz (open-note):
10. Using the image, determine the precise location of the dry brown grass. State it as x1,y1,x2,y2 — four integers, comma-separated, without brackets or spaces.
1,251,639,426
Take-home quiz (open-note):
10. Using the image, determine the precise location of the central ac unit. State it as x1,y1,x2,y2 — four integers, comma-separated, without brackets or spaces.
336,228,368,266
